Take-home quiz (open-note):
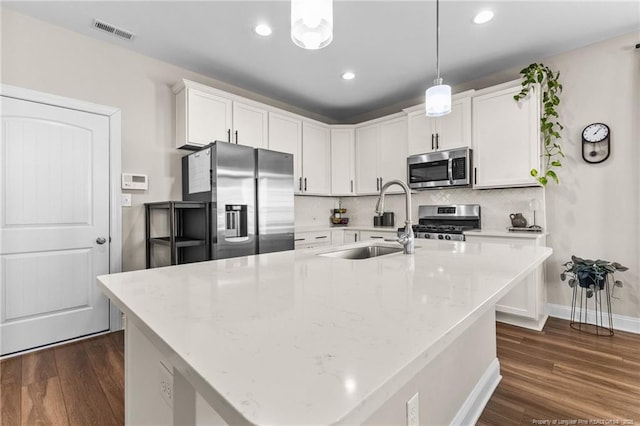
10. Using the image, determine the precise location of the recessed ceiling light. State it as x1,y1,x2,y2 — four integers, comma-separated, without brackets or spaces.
473,10,494,24
254,24,272,37
341,71,355,80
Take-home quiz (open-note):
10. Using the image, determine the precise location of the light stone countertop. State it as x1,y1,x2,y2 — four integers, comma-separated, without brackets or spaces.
98,239,552,425
464,229,549,239
295,225,399,233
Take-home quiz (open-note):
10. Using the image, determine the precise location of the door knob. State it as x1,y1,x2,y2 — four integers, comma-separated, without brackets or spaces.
96,237,107,245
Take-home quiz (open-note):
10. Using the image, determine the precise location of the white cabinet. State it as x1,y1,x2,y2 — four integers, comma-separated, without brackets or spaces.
231,101,268,148
268,112,303,193
464,232,548,330
355,116,408,195
268,114,330,195
343,230,359,244
360,230,398,241
407,93,473,155
294,230,332,249
472,82,540,189
301,121,331,195
174,79,267,150
330,128,356,196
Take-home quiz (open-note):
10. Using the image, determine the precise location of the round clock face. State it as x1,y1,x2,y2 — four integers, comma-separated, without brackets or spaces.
582,123,609,143
582,123,610,163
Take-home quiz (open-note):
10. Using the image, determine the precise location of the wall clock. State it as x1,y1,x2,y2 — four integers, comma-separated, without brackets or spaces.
582,122,610,164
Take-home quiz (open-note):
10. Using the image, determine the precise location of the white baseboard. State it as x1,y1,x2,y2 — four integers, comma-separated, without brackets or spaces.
547,303,640,334
451,358,502,426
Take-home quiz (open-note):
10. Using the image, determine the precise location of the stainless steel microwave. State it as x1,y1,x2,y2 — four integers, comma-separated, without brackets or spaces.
407,147,472,189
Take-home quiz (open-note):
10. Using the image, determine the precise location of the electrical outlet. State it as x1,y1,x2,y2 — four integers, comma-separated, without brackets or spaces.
121,193,132,207
158,362,173,408
407,392,419,426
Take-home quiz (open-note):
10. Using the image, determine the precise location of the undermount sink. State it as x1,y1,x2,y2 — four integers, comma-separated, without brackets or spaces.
318,245,403,260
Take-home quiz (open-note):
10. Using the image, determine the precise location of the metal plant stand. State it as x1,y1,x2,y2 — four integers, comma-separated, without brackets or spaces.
570,276,614,336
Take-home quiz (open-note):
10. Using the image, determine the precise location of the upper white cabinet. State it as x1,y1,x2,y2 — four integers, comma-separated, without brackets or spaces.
355,115,408,195
174,79,267,150
268,113,331,195
268,112,303,193
301,121,331,195
407,92,473,156
330,128,356,196
472,82,540,189
231,101,268,149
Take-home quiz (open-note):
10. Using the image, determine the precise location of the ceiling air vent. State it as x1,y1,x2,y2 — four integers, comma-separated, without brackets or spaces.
92,19,135,41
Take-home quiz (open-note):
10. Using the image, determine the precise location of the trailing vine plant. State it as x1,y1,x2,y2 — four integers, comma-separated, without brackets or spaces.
513,63,564,186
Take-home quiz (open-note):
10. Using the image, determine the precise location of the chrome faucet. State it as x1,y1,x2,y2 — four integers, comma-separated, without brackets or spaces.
375,179,414,255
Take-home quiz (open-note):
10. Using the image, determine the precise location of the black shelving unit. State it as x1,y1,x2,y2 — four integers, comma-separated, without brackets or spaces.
145,201,210,268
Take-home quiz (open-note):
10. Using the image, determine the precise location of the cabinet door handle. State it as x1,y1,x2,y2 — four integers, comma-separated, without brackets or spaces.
436,133,440,150
370,236,384,239
227,129,231,143
350,180,354,193
376,177,379,191
431,134,435,150
235,130,239,144
299,177,303,191
474,167,477,185
315,235,328,239
304,177,307,192
294,238,305,242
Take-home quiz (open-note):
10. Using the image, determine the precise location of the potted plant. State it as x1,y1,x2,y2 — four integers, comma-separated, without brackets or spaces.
560,255,628,298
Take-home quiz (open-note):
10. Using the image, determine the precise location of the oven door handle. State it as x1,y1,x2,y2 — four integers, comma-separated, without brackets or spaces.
447,158,454,184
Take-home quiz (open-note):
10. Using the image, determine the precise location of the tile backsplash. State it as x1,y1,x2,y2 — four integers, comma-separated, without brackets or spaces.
295,187,546,231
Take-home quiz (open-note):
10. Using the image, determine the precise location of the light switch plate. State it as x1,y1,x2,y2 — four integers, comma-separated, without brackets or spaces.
121,193,132,207
407,392,419,426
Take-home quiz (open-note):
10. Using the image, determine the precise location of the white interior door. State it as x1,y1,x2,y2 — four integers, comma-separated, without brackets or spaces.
0,96,110,356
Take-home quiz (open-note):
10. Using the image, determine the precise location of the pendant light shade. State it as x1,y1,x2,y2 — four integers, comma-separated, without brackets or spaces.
291,0,333,50
425,0,451,117
425,78,452,117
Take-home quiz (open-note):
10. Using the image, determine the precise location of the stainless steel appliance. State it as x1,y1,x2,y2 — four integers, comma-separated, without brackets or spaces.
399,204,481,241
182,142,294,260
407,147,472,189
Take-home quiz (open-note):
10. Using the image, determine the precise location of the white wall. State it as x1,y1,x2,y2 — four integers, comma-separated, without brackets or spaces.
541,33,639,318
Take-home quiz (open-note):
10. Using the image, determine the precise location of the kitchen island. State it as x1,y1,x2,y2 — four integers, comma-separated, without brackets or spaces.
98,239,552,425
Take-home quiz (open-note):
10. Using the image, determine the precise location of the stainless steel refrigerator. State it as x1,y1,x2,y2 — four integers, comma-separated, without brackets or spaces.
182,141,294,261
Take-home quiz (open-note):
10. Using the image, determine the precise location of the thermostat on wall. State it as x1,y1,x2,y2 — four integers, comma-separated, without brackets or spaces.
122,173,148,190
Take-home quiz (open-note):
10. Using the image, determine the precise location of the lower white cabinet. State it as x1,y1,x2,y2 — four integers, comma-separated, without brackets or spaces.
464,232,548,330
343,230,359,243
359,230,397,241
294,230,332,249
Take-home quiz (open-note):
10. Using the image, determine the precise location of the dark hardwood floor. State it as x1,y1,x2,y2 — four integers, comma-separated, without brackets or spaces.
1,317,638,425
1,331,124,426
478,317,640,425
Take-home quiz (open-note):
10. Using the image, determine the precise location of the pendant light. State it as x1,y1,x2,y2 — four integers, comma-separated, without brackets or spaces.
291,0,333,50
425,0,451,117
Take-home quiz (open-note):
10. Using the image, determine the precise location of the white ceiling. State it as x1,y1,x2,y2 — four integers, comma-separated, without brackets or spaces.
4,1,639,122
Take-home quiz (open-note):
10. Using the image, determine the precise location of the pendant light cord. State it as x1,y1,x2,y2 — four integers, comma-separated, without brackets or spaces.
435,0,440,81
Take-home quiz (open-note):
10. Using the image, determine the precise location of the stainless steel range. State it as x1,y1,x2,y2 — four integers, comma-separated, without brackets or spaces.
398,204,481,241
